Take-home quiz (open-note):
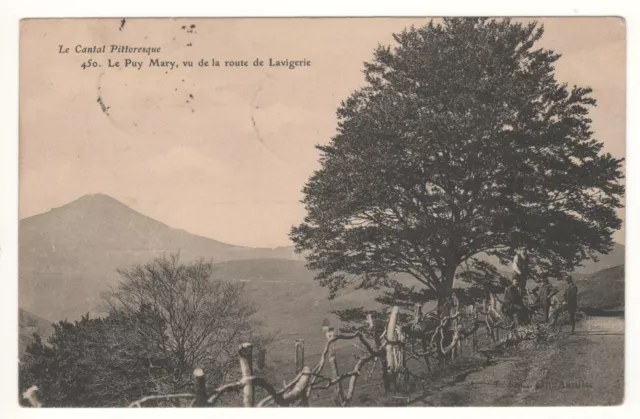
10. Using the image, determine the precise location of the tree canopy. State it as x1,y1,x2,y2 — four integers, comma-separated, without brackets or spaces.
290,18,624,306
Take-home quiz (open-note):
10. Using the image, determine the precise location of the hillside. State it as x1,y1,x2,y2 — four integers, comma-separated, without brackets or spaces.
19,309,54,357
572,244,625,274
471,242,625,276
212,259,381,365
542,264,624,314
18,194,383,362
19,194,303,321
577,265,625,310
18,257,382,366
19,193,624,353
214,259,382,337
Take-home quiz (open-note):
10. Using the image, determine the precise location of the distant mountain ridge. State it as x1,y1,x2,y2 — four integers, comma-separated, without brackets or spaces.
471,241,625,276
576,265,625,310
19,194,304,321
19,193,624,324
21,193,303,259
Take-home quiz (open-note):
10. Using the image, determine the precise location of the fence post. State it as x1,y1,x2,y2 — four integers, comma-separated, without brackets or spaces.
368,313,391,391
294,339,305,373
300,340,304,372
385,306,399,388
238,343,255,407
325,328,345,405
193,367,207,407
396,326,409,388
452,294,461,358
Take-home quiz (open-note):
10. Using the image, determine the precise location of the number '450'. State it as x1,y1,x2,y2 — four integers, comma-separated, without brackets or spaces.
80,59,99,69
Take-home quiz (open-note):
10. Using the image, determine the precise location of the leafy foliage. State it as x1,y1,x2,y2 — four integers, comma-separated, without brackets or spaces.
291,17,624,306
19,310,175,407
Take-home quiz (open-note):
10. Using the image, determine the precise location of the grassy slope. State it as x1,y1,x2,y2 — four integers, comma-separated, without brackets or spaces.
212,258,383,380
576,265,625,310
548,264,625,310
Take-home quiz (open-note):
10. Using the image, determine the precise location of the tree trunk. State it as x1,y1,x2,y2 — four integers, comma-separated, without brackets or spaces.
437,265,457,311
193,368,207,407
384,307,400,392
238,343,255,407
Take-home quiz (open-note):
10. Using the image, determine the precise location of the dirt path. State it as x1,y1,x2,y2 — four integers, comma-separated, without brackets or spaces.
419,316,625,406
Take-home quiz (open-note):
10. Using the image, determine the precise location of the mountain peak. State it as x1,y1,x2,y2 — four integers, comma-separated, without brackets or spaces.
41,193,150,222
20,194,305,322
67,193,131,209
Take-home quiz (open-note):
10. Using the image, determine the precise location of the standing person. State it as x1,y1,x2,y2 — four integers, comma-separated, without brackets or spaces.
539,277,559,323
563,277,579,334
503,276,526,327
512,247,530,296
551,276,579,334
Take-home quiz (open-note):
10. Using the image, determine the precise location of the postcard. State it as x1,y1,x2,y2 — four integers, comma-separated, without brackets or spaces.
18,17,625,407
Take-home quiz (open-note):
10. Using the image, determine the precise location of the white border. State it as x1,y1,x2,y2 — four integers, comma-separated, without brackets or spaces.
1,1,637,418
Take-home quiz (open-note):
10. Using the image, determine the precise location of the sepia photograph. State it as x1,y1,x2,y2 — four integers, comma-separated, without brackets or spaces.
17,16,625,408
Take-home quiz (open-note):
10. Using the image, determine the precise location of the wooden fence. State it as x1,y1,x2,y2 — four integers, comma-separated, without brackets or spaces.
22,300,538,408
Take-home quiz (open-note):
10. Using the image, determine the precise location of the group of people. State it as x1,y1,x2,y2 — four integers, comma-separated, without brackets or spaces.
501,248,579,333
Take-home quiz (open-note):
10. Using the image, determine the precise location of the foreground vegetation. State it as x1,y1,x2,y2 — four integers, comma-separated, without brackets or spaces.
21,283,582,408
20,254,266,407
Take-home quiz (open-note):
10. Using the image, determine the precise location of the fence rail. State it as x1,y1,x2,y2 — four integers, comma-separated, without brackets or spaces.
23,300,554,408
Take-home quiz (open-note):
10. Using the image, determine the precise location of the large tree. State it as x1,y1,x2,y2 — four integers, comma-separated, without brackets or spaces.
290,18,624,307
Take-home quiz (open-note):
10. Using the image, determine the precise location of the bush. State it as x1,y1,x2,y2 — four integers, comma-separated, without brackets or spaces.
19,310,175,407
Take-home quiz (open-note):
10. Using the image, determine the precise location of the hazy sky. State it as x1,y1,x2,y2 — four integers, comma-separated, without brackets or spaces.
20,17,626,247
